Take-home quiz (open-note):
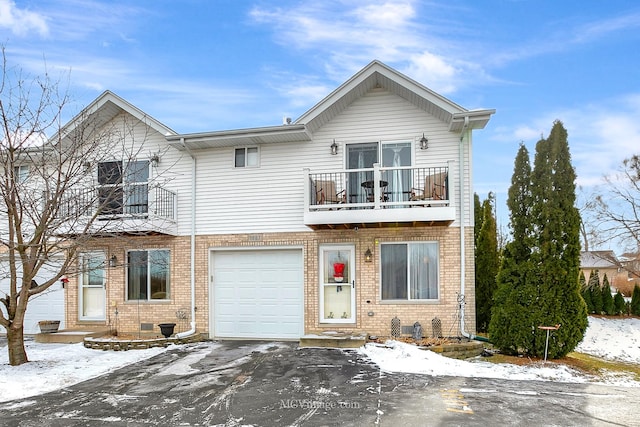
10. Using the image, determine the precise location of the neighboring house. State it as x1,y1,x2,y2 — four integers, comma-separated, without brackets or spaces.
579,250,625,292
617,251,640,296
32,61,496,339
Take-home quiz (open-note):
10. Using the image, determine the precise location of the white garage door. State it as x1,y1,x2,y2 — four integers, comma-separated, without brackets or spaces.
211,249,303,339
0,259,65,335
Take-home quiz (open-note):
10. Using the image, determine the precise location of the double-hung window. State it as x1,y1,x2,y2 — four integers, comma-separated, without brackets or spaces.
127,249,170,300
234,147,259,168
381,242,439,300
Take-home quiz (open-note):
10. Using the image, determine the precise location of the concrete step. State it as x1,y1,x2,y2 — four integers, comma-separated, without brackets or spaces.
35,328,111,344
299,332,368,349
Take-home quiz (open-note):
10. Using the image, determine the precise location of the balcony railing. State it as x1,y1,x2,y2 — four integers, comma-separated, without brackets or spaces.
59,184,177,221
304,164,455,228
54,184,178,235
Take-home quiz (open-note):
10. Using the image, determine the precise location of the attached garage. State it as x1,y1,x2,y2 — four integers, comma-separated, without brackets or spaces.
210,248,303,339
0,259,66,335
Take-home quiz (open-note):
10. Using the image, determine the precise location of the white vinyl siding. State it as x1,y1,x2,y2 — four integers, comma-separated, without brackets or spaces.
192,90,469,235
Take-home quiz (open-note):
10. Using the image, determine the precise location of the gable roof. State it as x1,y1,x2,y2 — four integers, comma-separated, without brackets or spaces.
580,251,620,269
295,60,495,133
168,60,495,150
55,91,176,143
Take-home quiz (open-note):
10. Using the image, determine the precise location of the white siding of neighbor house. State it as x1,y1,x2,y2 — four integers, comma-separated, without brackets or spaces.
191,89,475,235
83,112,194,234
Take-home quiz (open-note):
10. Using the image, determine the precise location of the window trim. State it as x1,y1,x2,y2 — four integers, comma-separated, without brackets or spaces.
379,241,440,302
234,146,260,168
14,164,29,183
97,159,151,216
125,248,171,302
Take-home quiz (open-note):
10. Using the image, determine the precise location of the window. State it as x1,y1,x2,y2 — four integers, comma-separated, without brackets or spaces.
127,249,170,300
14,165,29,183
234,147,259,167
98,160,149,215
381,242,439,300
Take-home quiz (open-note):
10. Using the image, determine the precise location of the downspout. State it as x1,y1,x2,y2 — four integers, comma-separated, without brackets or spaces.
176,137,197,338
457,116,489,342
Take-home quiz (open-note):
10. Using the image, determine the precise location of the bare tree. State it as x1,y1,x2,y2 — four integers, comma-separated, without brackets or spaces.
593,155,640,254
576,185,608,251
0,50,164,365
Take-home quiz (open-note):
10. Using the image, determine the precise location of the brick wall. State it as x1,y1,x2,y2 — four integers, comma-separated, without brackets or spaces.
66,226,476,338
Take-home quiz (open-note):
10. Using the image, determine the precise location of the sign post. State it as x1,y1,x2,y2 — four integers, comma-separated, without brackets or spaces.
537,324,561,361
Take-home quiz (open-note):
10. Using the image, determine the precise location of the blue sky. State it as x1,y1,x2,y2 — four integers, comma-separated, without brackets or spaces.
1,0,639,248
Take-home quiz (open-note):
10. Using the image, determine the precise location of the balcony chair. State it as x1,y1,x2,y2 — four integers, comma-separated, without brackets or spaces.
410,172,447,204
314,180,346,206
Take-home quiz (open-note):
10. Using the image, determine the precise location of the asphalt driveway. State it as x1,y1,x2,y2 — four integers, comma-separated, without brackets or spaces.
0,340,637,426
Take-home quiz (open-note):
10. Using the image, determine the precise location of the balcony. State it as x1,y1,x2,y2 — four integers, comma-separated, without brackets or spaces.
58,184,178,236
304,164,455,230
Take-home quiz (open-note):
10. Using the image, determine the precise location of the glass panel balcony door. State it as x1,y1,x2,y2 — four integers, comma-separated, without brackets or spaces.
346,143,378,203
382,142,412,204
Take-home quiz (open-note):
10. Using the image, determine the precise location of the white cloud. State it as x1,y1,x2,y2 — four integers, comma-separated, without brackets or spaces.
490,94,640,190
0,0,48,37
249,1,489,94
405,51,460,94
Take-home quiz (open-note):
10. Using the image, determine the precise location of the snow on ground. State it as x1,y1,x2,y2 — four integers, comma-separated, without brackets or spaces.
360,316,640,388
575,316,640,363
0,340,169,402
0,316,638,403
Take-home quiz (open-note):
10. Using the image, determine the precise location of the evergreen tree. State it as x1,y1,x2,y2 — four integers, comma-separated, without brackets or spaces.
601,274,614,315
589,270,603,314
489,144,536,354
491,122,587,359
579,272,594,313
631,285,640,316
613,291,626,316
475,193,499,332
474,193,484,249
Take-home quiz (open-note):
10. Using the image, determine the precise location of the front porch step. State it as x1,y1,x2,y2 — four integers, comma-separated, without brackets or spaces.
34,328,111,344
299,332,368,349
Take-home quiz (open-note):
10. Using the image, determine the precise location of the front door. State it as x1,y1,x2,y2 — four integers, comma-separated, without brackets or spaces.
319,245,356,323
79,252,106,321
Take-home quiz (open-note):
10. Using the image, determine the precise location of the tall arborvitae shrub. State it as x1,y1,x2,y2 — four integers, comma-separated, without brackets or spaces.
580,272,594,313
589,270,603,314
602,274,614,315
474,193,483,250
475,194,499,332
492,122,587,359
613,291,626,315
489,144,535,354
631,285,640,316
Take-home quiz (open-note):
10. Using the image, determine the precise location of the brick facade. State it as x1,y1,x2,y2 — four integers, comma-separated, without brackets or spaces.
65,226,476,339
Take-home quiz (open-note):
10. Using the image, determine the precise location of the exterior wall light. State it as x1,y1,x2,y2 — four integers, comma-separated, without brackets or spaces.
419,133,429,150
364,248,373,262
109,255,118,268
330,139,338,155
150,153,160,167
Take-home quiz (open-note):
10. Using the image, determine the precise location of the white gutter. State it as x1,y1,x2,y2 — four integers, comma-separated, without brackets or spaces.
176,137,197,338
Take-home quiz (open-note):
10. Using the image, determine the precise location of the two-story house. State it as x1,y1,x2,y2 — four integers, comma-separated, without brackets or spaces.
51,60,494,340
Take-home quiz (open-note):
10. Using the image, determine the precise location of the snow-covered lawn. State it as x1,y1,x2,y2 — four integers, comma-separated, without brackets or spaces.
0,316,638,403
361,316,640,388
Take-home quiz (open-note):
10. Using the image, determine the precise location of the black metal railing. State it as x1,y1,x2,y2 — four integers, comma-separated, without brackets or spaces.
307,165,449,211
56,184,176,221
